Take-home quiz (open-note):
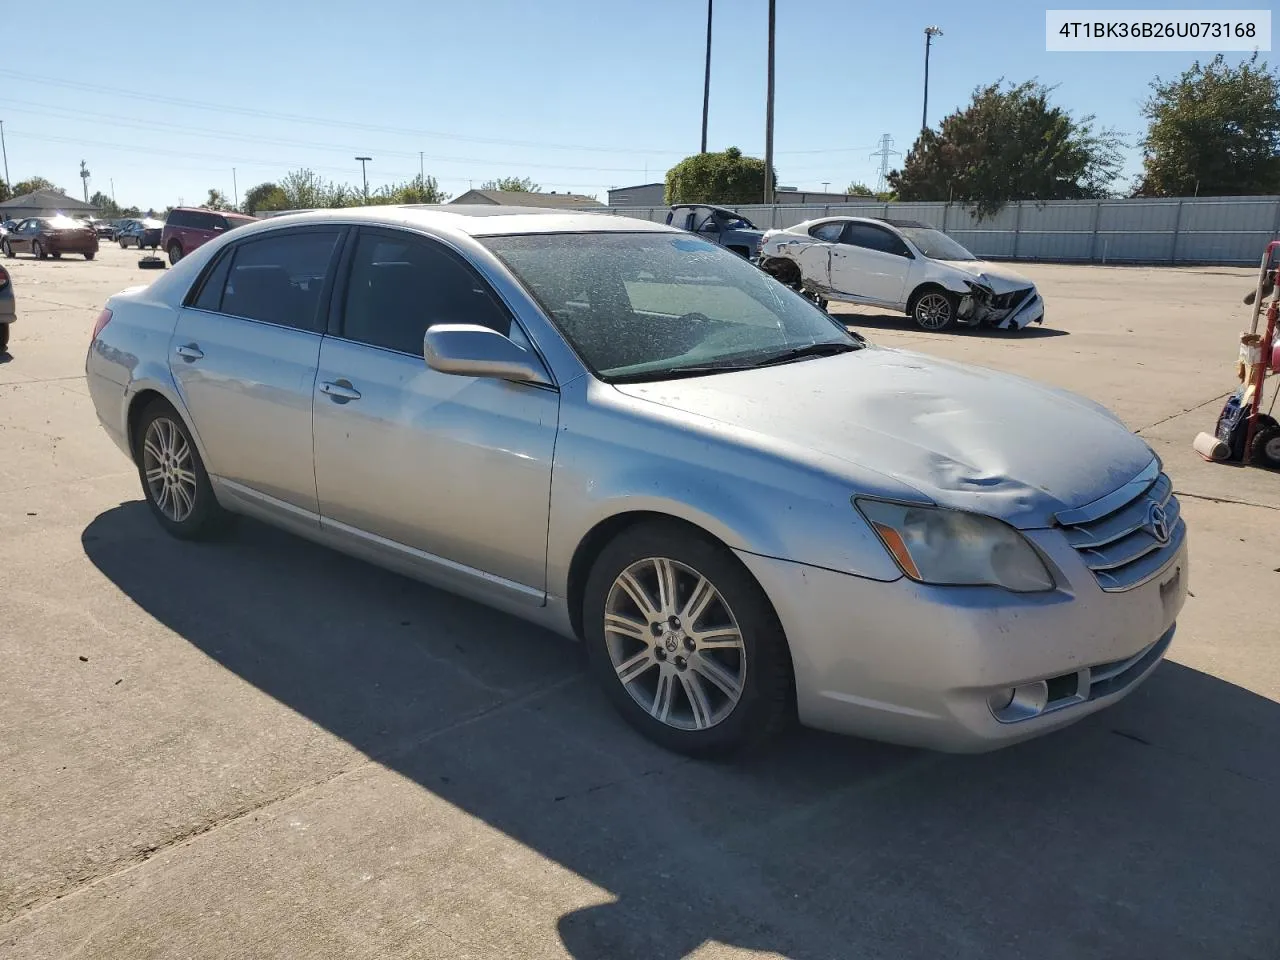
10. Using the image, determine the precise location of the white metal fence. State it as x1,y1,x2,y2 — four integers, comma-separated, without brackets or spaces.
592,196,1280,265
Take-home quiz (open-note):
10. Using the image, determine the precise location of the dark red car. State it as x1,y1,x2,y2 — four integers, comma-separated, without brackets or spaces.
1,216,100,260
162,208,256,265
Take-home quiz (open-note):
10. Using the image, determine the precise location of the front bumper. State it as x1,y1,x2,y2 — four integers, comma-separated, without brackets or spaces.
736,533,1187,752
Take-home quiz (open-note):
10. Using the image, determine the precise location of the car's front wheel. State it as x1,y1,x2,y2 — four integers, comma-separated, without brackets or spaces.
1,241,11,258
911,289,957,331
0,323,9,353
132,400,230,539
583,520,793,757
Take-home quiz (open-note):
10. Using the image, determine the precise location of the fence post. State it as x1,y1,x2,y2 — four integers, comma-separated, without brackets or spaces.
1170,199,1185,263
823,205,830,218
1012,202,1023,259
941,202,948,233
770,205,779,229
1089,201,1102,263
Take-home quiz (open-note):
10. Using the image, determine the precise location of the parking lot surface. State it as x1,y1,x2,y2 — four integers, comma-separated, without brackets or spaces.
2,243,1278,959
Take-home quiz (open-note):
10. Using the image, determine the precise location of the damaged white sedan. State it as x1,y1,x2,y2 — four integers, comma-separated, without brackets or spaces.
758,216,1045,332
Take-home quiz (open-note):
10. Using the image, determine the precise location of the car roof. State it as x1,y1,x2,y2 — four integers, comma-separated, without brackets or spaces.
670,203,743,216
226,204,678,238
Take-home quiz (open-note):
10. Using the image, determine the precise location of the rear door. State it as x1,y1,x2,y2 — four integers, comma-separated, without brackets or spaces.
830,222,913,305
168,226,346,518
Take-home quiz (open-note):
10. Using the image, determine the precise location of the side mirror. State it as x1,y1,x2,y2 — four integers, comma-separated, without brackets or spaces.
424,324,552,386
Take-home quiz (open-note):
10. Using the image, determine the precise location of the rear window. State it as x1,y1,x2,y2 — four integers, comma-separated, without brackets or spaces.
45,216,86,230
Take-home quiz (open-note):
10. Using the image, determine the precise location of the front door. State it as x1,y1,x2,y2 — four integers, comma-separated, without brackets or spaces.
312,228,559,594
9,219,37,255
168,226,346,516
829,222,913,305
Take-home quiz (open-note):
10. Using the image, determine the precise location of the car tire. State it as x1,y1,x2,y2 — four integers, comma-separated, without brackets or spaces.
1,241,11,258
119,239,128,249
33,241,46,260
0,324,9,354
51,251,62,260
84,251,95,260
167,242,183,265
132,399,231,540
582,519,793,757
1250,423,1280,469
911,288,957,331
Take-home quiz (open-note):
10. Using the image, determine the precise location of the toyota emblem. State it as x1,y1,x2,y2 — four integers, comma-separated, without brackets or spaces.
1146,501,1171,545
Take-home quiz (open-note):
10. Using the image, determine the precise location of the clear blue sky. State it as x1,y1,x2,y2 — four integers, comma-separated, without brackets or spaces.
0,0,1270,210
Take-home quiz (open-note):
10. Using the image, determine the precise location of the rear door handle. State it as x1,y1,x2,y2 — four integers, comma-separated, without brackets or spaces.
320,379,362,402
175,343,204,361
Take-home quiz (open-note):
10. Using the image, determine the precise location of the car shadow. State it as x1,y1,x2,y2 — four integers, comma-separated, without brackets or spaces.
836,308,1071,339
81,503,1280,959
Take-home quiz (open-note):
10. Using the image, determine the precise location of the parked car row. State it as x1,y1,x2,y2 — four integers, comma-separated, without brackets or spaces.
1,216,99,260
0,208,260,264
85,205,1184,760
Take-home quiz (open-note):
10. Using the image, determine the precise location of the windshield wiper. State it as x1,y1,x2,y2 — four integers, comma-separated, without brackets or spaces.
608,362,760,383
747,340,861,367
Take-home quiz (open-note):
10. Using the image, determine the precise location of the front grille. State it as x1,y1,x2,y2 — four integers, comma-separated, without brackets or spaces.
1055,459,1184,592
991,286,1033,310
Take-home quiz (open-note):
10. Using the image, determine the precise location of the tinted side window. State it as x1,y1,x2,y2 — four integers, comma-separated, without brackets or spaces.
843,223,908,256
166,210,191,228
341,232,511,356
810,222,846,242
219,230,342,330
191,250,233,312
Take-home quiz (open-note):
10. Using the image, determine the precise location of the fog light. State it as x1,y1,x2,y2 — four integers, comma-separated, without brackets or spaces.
989,680,1049,723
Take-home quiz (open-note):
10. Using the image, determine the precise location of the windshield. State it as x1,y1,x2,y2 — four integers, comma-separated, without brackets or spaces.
482,232,857,382
896,226,977,261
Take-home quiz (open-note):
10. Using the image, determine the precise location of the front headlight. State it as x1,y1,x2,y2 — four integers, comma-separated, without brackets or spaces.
855,499,1054,593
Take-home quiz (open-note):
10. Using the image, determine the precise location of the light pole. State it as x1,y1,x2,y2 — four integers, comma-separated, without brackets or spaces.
0,120,9,189
700,0,713,153
763,0,776,204
922,26,943,135
232,167,239,210
355,156,372,201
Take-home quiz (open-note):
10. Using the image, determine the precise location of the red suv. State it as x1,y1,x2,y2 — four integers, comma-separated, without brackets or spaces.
162,208,256,265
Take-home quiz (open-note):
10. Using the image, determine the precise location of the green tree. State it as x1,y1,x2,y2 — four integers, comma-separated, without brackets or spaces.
11,176,63,196
89,191,121,217
277,168,354,209
241,182,289,215
1137,53,1280,197
0,179,9,203
204,188,232,210
480,176,539,192
888,80,1123,218
119,206,142,219
845,181,875,197
372,174,450,205
665,147,776,204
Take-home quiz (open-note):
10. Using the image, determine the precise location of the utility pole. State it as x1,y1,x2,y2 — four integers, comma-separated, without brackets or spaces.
700,0,713,153
0,120,9,189
922,25,943,134
869,134,900,194
79,159,90,203
419,151,424,182
110,178,116,205
763,0,776,204
232,168,239,210
355,156,371,201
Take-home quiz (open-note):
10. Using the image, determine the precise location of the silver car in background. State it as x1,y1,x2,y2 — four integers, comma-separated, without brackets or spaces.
85,207,1187,757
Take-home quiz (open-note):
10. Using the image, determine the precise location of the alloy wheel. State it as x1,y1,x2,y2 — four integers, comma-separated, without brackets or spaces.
915,292,953,330
141,417,198,523
603,556,747,731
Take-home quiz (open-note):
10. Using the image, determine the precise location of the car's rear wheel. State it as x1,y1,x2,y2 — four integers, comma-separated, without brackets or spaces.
0,324,9,353
33,241,46,260
51,250,62,260
167,242,183,265
912,289,957,331
583,520,793,757
132,400,230,540
84,251,95,260
1250,423,1280,469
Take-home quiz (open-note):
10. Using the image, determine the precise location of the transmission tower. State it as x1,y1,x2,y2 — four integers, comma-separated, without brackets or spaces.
869,134,900,194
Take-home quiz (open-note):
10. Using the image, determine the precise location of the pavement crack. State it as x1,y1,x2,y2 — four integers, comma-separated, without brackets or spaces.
1173,489,1280,511
1135,390,1233,433
0,673,583,929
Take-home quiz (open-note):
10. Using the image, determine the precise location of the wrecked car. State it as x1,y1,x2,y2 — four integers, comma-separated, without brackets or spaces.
758,217,1045,331
666,204,765,259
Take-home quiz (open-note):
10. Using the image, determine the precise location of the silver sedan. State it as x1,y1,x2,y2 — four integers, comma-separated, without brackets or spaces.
85,206,1188,757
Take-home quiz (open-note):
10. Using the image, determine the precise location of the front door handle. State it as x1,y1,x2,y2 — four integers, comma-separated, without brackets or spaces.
175,343,204,361
320,379,362,402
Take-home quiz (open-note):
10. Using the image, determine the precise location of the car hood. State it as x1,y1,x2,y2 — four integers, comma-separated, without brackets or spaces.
612,347,1151,529
935,259,1035,293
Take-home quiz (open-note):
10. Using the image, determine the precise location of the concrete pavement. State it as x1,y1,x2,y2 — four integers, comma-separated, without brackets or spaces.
1,245,1277,959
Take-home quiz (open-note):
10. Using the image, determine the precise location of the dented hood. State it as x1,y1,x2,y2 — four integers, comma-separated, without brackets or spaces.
613,346,1152,529
937,260,1035,293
